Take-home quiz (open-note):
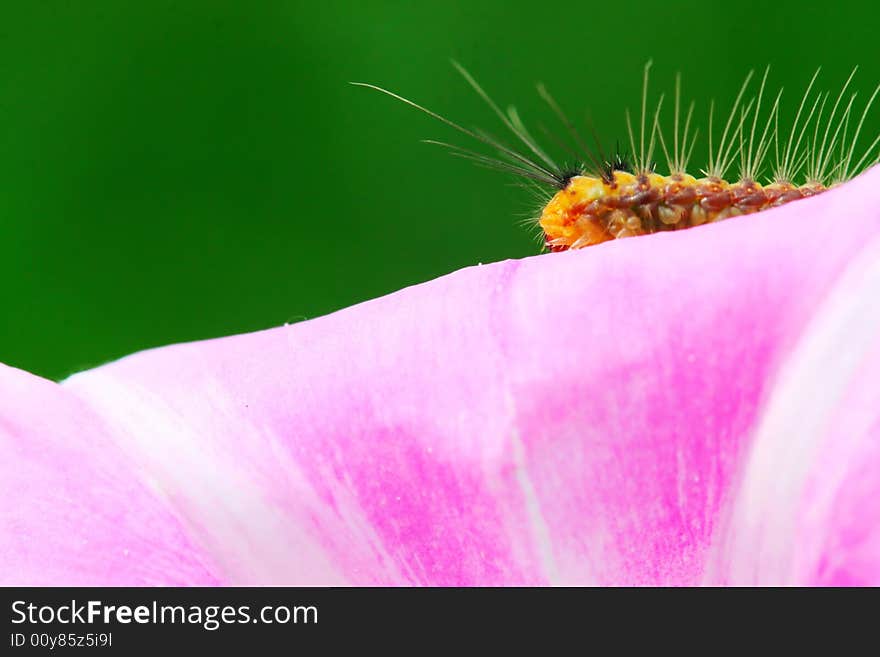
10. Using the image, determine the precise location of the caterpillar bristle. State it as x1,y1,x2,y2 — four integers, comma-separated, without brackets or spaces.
739,67,782,183
355,63,880,251
536,83,603,176
773,68,821,184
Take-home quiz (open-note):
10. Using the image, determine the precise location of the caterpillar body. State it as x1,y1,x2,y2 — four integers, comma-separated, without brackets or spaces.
540,172,825,251
355,63,880,251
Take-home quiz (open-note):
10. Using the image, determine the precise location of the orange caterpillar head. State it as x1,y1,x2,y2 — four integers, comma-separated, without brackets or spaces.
539,172,665,250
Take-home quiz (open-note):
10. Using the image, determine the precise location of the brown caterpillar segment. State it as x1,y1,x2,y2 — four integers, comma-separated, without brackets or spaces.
540,171,827,251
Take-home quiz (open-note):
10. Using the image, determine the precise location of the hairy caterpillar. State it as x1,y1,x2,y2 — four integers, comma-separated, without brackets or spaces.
354,63,880,251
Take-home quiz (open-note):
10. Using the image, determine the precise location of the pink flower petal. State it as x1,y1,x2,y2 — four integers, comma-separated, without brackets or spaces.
3,167,880,585
0,364,221,585
706,243,880,585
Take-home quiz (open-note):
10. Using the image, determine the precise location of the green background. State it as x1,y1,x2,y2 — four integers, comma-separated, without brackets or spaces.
2,0,878,380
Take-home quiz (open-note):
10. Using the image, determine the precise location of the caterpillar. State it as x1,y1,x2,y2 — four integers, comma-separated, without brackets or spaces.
354,63,880,251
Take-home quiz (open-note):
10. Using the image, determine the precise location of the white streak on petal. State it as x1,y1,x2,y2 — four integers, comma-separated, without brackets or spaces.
64,374,354,585
510,424,561,585
706,238,880,585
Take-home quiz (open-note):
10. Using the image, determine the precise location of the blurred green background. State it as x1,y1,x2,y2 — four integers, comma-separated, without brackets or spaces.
2,0,878,380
